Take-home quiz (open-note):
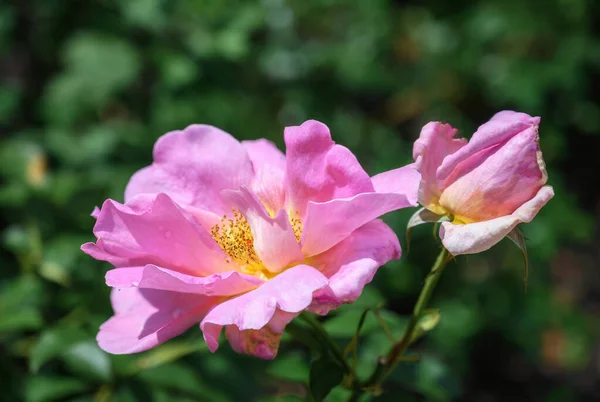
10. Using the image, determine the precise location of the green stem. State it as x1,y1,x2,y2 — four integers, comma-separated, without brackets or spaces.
354,247,451,398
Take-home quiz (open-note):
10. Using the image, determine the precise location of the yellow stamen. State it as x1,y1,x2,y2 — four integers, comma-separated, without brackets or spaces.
210,209,304,279
290,211,303,242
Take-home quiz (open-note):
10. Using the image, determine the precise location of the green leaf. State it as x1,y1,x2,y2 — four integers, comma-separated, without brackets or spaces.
25,376,87,402
325,308,379,338
309,354,345,402
285,320,323,352
139,363,229,402
507,226,529,290
30,326,88,371
62,340,113,382
266,352,310,382
38,235,89,286
409,309,441,345
0,275,43,332
0,309,42,332
406,208,450,253
131,340,206,373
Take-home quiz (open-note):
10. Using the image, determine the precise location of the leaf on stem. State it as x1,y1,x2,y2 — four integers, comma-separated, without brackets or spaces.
409,308,441,345
406,208,450,253
507,227,529,291
309,353,345,402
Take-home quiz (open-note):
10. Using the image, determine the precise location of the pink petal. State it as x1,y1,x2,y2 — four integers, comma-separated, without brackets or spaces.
83,194,229,275
284,120,373,217
412,122,467,208
437,112,540,181
223,188,304,273
125,125,255,215
301,189,416,257
97,287,219,354
440,185,554,255
309,220,400,314
371,165,421,205
249,164,286,216
489,110,540,124
200,265,328,354
241,139,286,172
225,310,297,359
438,125,547,221
106,265,263,296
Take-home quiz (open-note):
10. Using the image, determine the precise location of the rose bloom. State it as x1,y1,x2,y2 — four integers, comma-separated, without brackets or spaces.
82,121,420,359
413,110,554,255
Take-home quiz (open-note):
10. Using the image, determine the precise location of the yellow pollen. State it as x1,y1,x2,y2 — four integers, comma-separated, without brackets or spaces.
290,211,303,242
210,209,304,279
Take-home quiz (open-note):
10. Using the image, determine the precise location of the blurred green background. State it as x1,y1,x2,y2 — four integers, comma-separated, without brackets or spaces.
1,0,599,401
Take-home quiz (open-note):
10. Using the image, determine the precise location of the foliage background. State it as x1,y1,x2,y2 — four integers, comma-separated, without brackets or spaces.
1,0,599,401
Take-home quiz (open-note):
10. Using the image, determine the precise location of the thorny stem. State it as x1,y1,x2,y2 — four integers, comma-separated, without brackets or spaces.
350,247,451,400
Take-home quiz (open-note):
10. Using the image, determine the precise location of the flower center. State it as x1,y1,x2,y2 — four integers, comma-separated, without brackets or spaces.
210,209,303,280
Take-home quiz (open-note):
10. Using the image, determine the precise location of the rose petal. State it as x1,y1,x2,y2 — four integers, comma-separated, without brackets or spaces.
242,139,286,172
284,120,373,216
301,190,415,257
371,165,421,205
437,112,540,181
440,185,554,255
225,310,297,359
125,125,255,215
97,287,219,354
82,193,229,275
249,165,286,217
309,219,400,314
439,125,547,221
106,265,263,296
200,265,328,353
223,188,304,273
412,122,466,210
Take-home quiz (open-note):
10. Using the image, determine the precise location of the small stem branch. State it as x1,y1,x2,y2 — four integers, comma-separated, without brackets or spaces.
355,247,451,398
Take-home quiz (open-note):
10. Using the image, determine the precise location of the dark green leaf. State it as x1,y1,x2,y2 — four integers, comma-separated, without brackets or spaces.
309,354,345,402
30,326,88,371
266,352,310,382
139,363,229,402
131,340,205,373
25,376,87,402
62,340,113,382
507,227,529,290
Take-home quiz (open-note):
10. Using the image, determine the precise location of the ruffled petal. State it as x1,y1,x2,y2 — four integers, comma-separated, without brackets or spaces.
437,111,540,181
82,193,229,275
439,125,547,222
200,265,328,354
223,188,303,273
284,120,373,217
440,185,554,255
309,220,400,314
225,310,297,359
301,189,415,257
249,164,286,217
125,125,255,215
241,139,286,172
412,122,466,210
370,165,421,205
97,287,219,354
106,265,263,296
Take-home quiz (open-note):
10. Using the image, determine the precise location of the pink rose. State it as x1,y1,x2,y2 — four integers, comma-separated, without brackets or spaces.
412,110,554,255
83,121,420,359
